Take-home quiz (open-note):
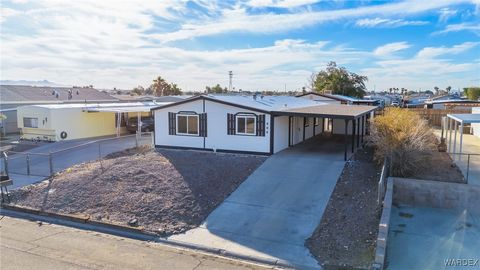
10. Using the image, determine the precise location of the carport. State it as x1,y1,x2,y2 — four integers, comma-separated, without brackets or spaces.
445,113,480,159
85,105,158,137
273,104,377,161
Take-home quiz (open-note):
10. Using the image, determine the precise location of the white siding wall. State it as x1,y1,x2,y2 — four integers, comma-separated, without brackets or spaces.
154,100,204,149
153,99,271,153
473,107,480,138
274,116,289,153
204,100,270,153
332,118,353,135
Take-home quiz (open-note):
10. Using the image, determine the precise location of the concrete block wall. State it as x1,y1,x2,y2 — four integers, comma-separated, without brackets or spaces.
392,177,480,215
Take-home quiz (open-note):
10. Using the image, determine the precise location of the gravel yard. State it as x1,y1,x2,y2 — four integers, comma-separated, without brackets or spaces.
306,147,381,270
9,147,266,236
306,145,465,269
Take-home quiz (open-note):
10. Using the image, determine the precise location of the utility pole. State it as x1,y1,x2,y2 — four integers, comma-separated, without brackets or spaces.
228,71,233,92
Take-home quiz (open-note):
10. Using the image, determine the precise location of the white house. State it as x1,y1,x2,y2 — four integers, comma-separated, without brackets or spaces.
152,95,377,160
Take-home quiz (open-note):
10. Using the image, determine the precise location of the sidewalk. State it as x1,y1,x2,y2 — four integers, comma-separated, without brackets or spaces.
0,216,271,270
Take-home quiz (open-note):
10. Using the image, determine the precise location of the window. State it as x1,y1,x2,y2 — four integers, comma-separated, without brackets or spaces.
176,114,199,135
236,115,256,135
314,118,320,126
23,117,38,128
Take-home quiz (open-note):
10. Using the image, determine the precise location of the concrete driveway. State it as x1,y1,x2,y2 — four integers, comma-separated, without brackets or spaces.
169,136,346,269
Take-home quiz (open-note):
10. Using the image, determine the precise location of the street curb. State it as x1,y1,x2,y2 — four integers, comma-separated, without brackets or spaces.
0,206,309,269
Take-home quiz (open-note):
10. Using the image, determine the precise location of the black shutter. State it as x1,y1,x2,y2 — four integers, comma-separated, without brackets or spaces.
257,114,266,136
199,113,207,137
227,113,235,135
168,112,176,135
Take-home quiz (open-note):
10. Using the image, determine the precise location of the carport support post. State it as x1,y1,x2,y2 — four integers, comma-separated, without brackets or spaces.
356,117,360,148
459,121,464,161
448,118,452,153
344,119,349,161
453,121,458,160
352,118,356,153
447,117,451,152
361,115,364,145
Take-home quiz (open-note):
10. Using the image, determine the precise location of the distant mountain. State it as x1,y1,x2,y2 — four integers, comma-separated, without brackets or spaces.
0,80,66,87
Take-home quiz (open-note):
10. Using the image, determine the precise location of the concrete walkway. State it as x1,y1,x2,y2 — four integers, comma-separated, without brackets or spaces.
0,216,268,270
169,136,346,269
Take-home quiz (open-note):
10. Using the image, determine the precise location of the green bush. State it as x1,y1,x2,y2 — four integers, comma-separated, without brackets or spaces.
464,87,480,101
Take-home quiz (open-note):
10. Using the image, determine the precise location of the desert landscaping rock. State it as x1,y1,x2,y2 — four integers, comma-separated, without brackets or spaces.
9,147,266,236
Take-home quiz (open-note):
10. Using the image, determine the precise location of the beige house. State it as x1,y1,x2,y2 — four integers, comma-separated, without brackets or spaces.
17,102,168,141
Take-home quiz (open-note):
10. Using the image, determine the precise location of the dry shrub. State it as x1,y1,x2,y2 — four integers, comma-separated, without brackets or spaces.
369,108,436,177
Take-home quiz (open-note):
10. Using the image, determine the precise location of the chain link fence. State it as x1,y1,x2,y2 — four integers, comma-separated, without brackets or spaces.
1,132,153,178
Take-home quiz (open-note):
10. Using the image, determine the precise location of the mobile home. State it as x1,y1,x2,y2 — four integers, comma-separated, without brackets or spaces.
152,95,377,159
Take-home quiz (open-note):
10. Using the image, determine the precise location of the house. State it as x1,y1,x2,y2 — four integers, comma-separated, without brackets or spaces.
424,99,480,110
152,94,377,160
0,85,118,134
17,102,168,141
297,92,380,106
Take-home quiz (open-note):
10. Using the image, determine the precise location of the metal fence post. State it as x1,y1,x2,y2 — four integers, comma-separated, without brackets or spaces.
49,152,53,176
466,154,470,184
135,132,139,148
2,152,8,176
26,154,30,175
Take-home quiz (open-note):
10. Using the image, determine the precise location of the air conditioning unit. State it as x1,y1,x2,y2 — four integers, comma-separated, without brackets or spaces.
323,90,333,95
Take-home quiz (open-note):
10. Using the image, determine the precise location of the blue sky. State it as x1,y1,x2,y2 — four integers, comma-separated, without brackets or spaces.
1,0,479,92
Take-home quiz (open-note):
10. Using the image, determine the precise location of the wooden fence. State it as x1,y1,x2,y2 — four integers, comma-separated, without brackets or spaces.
404,108,472,127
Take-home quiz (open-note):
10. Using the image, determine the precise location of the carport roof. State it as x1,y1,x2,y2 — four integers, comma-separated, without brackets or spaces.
273,104,377,119
447,113,480,124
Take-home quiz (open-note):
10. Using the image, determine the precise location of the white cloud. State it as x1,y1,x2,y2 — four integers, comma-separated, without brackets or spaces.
247,0,319,8
1,0,479,92
373,42,411,57
432,22,480,36
153,0,472,43
438,7,457,22
355,18,429,28
416,42,479,58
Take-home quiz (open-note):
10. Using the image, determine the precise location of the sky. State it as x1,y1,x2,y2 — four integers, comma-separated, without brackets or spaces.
1,0,480,92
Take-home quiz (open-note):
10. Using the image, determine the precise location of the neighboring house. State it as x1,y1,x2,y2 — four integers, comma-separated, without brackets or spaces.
0,85,118,134
424,99,480,110
17,102,168,141
297,92,380,106
152,94,376,159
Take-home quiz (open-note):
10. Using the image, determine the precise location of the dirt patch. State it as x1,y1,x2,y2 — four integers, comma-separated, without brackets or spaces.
409,150,464,183
306,147,381,270
9,147,266,236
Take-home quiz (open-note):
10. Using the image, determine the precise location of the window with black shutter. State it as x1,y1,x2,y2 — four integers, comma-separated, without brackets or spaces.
227,113,235,135
199,113,207,137
257,114,266,136
168,112,176,135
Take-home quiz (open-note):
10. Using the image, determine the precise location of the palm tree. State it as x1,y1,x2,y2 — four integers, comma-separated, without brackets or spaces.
446,86,452,94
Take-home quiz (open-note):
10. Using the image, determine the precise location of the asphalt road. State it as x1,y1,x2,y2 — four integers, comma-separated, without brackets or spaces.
0,215,271,270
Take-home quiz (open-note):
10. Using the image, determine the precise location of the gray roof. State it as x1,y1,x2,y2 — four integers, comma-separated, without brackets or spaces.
0,85,118,103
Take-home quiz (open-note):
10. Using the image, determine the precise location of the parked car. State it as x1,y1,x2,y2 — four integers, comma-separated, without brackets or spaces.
391,101,400,107
126,116,154,133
